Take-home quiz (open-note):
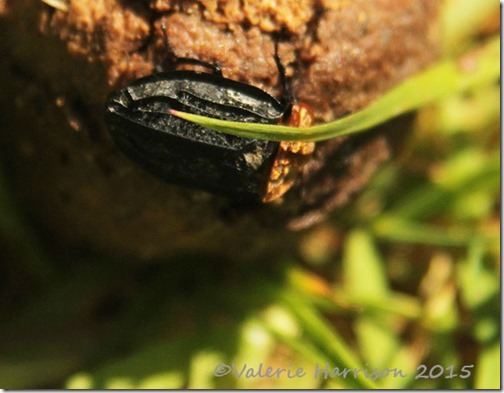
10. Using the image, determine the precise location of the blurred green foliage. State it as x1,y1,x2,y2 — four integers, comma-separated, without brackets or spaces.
1,0,500,389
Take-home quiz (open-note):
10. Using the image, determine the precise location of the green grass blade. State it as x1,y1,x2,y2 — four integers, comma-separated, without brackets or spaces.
474,341,501,389
279,292,378,389
171,35,499,142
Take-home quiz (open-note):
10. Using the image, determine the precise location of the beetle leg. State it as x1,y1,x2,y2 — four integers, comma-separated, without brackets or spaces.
159,23,222,76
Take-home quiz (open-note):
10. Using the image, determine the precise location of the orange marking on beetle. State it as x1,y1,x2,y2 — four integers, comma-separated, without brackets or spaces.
263,102,316,203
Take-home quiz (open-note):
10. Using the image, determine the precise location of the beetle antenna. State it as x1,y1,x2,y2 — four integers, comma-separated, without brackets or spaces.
274,39,295,112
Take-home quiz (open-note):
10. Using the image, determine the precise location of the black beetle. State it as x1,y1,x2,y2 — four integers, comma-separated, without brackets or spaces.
105,28,314,202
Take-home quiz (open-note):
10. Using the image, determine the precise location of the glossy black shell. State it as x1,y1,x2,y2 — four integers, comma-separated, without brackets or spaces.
105,70,286,200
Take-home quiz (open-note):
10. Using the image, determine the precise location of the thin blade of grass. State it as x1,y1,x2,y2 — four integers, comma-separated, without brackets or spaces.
171,36,499,142
279,292,378,389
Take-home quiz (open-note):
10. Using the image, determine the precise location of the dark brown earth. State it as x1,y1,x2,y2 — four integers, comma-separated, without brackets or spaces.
0,0,440,260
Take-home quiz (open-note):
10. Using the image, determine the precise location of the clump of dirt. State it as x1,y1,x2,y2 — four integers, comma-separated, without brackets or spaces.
0,0,440,260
